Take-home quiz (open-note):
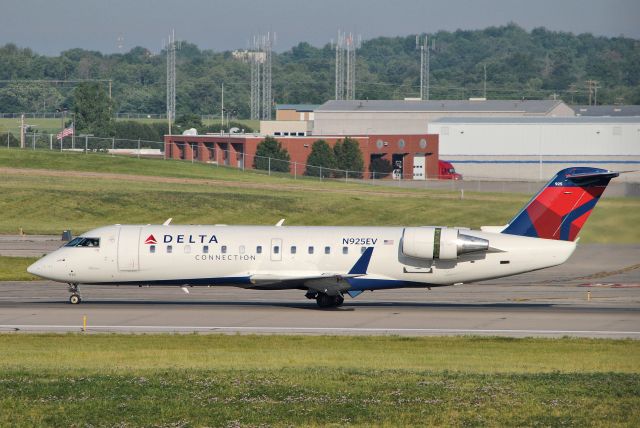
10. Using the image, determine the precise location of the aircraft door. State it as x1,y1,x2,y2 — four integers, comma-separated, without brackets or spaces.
270,238,282,261
117,226,141,271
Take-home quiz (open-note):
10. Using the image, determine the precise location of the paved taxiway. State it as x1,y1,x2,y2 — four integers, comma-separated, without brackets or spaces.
1,243,638,338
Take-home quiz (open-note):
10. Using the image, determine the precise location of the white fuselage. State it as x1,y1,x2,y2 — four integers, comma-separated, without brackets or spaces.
28,224,576,291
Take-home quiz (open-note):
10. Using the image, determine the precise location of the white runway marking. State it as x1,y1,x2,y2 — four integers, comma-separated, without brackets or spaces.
0,324,639,337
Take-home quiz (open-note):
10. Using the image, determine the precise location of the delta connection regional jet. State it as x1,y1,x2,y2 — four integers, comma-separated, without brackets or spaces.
28,167,618,308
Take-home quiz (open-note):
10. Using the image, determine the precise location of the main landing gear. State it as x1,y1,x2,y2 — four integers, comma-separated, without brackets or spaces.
314,292,344,308
68,283,82,304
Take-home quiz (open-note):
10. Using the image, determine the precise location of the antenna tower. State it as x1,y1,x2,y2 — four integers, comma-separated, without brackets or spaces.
248,33,274,120
261,32,274,120
335,30,359,100
417,35,432,100
335,31,345,100
250,36,261,120
166,29,176,134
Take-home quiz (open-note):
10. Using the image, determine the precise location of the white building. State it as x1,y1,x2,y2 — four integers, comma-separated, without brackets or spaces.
429,117,640,182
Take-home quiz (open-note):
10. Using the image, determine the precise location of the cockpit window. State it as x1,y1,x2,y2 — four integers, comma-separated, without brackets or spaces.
65,237,100,247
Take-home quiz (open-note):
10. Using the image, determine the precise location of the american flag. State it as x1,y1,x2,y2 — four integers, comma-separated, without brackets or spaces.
56,124,74,140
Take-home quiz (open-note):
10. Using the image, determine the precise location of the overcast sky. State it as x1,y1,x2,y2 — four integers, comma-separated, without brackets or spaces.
3,0,639,55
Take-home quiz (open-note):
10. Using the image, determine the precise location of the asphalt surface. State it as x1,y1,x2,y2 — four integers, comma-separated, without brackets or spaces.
1,242,638,338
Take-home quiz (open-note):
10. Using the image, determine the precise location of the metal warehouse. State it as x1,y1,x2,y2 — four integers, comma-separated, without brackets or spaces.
429,117,640,182
312,99,574,135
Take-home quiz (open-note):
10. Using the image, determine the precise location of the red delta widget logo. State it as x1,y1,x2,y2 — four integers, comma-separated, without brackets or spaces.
144,234,219,244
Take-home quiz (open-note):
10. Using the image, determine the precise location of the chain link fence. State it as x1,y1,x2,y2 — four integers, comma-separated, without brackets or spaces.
4,131,638,196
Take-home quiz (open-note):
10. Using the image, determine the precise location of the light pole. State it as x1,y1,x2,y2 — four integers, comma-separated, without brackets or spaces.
56,107,68,148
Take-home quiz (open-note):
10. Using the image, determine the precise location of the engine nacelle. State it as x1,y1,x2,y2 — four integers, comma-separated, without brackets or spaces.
401,227,489,260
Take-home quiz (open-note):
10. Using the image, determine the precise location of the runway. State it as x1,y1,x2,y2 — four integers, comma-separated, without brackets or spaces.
1,281,638,338
1,243,638,338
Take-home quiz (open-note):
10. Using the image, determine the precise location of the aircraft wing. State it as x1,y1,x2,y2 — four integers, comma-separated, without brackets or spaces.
249,272,362,293
248,247,374,295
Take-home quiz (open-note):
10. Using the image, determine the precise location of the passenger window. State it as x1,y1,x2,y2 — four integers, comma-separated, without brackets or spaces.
274,246,280,254
150,245,156,253
325,246,331,254
239,245,245,254
203,245,209,254
221,245,227,254
184,245,191,254
342,246,348,255
167,245,173,254
308,246,314,254
291,246,297,254
257,246,262,254
361,247,366,254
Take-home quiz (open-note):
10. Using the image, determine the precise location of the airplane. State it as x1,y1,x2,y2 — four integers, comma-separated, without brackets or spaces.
27,167,618,308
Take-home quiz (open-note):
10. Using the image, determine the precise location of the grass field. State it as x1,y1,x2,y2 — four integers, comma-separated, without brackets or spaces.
1,148,638,243
0,257,38,281
0,334,638,426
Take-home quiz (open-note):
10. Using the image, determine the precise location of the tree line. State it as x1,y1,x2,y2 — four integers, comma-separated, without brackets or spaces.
254,136,373,177
1,23,638,119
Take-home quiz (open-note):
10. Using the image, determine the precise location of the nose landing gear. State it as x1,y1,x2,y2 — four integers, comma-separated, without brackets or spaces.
68,283,82,304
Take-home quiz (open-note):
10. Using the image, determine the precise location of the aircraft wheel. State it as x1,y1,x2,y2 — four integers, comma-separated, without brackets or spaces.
69,294,81,305
316,293,333,308
335,295,344,307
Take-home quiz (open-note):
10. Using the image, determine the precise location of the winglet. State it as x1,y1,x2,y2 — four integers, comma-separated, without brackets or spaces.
275,219,285,227
348,247,374,275
162,218,172,226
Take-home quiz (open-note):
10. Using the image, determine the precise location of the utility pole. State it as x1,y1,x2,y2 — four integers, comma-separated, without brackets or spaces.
483,64,487,99
166,29,176,135
221,82,224,128
20,114,25,149
586,80,599,106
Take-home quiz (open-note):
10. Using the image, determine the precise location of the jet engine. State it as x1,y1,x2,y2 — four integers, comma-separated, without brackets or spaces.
401,227,489,260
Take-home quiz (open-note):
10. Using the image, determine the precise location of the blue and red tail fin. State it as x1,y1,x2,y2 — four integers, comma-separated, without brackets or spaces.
501,167,618,241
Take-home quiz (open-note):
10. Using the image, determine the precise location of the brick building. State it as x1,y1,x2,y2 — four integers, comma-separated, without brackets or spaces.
164,133,439,179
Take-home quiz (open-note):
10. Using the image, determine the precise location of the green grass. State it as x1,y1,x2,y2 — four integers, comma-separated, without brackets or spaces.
0,148,638,243
0,335,638,426
0,257,38,281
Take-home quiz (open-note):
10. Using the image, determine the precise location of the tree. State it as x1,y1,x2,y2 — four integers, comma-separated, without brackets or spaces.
334,137,364,178
174,113,203,132
305,139,337,177
73,82,114,136
370,156,393,179
254,136,290,172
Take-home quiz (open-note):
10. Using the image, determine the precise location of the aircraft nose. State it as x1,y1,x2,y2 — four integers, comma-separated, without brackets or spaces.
27,259,43,276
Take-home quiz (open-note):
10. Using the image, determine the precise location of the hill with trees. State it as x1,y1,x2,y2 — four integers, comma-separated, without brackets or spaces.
1,24,638,118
